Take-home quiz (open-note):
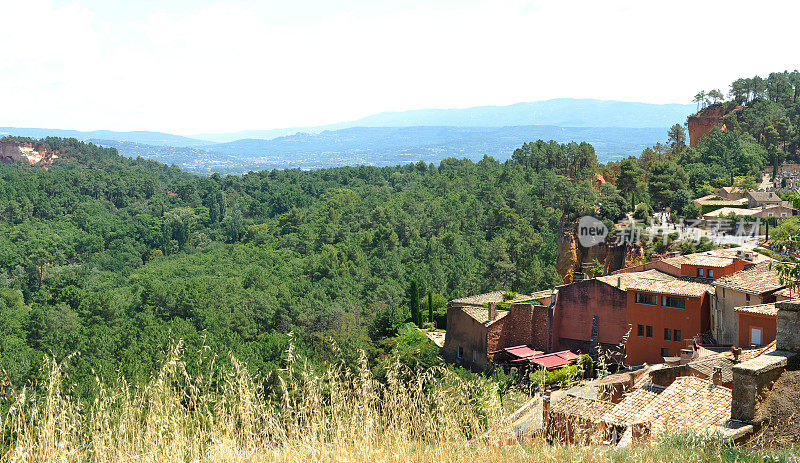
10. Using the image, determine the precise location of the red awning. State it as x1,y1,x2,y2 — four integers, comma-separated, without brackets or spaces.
529,350,579,370
503,345,544,359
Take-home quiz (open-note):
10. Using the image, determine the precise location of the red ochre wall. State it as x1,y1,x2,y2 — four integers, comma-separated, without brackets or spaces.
553,279,628,352
736,312,777,347
626,290,710,365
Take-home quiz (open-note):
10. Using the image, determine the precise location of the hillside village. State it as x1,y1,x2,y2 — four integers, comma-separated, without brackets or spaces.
433,243,799,446
421,106,800,447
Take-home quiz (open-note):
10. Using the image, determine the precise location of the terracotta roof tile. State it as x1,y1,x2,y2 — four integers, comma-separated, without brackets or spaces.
595,270,675,290
747,191,783,203
688,356,735,383
676,253,738,268
734,303,777,317
601,385,663,426
627,278,714,297
460,306,509,325
635,377,732,434
450,291,533,306
694,194,748,206
713,263,783,295
551,394,616,422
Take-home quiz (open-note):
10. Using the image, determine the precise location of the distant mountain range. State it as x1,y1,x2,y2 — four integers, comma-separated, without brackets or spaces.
1,98,695,173
191,98,695,143
91,125,669,174
0,127,208,148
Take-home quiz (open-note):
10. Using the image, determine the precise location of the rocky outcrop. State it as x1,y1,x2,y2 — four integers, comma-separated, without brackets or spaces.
0,140,56,166
556,228,640,283
687,105,727,147
556,231,579,284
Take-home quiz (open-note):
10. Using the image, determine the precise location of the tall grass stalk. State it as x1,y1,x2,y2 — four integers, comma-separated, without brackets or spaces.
0,342,788,462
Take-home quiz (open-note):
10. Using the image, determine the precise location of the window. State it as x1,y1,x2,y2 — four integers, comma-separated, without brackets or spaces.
664,328,672,341
637,324,645,337
697,268,705,277
646,326,653,338
472,349,478,363
746,294,751,304
661,348,670,358
636,293,657,305
663,296,686,309
750,328,762,346
457,346,463,359
708,269,714,278
674,330,681,342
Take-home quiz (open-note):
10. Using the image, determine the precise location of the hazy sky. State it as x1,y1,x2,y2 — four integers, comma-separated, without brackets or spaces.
2,0,798,135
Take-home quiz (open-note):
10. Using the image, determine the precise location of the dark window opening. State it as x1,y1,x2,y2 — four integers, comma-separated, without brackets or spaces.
646,326,653,338
636,293,657,305
663,296,686,309
664,328,672,341
637,324,645,337
674,330,681,342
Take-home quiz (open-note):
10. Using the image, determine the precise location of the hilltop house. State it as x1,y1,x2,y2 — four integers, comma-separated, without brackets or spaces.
551,270,675,355
746,191,785,208
711,262,783,345
693,194,748,214
442,291,552,371
714,186,746,200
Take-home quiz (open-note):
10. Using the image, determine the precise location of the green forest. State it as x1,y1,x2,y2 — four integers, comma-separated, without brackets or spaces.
1,70,798,395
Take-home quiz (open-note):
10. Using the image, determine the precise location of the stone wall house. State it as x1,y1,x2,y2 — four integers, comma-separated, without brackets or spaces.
711,262,783,345
746,191,784,208
752,204,799,219
442,292,550,371
714,186,746,200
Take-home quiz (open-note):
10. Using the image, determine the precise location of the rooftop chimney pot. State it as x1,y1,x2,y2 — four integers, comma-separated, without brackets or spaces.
712,366,723,386
488,302,497,321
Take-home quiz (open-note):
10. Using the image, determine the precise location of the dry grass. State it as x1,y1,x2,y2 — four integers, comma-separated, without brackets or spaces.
0,341,790,462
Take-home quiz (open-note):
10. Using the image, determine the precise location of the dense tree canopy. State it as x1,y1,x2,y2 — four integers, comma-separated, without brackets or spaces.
0,136,627,393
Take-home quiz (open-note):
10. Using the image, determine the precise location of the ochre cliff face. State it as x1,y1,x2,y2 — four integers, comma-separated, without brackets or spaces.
555,229,640,283
623,243,646,268
0,141,55,166
687,106,727,147
556,232,579,284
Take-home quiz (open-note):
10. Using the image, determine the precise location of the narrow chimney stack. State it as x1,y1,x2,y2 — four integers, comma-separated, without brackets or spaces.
488,302,497,321
712,366,723,386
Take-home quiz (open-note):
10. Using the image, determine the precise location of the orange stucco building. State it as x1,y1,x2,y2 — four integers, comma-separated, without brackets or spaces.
625,279,713,365
735,303,777,347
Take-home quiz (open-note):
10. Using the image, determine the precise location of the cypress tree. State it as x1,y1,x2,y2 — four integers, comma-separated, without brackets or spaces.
428,291,434,324
409,280,421,327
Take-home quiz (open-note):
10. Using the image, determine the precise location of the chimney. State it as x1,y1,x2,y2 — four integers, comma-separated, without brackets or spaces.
488,302,497,321
617,277,621,288
712,366,723,386
731,346,741,363
542,391,551,433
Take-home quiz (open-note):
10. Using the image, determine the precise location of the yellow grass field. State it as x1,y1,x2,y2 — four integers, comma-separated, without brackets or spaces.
0,342,790,462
